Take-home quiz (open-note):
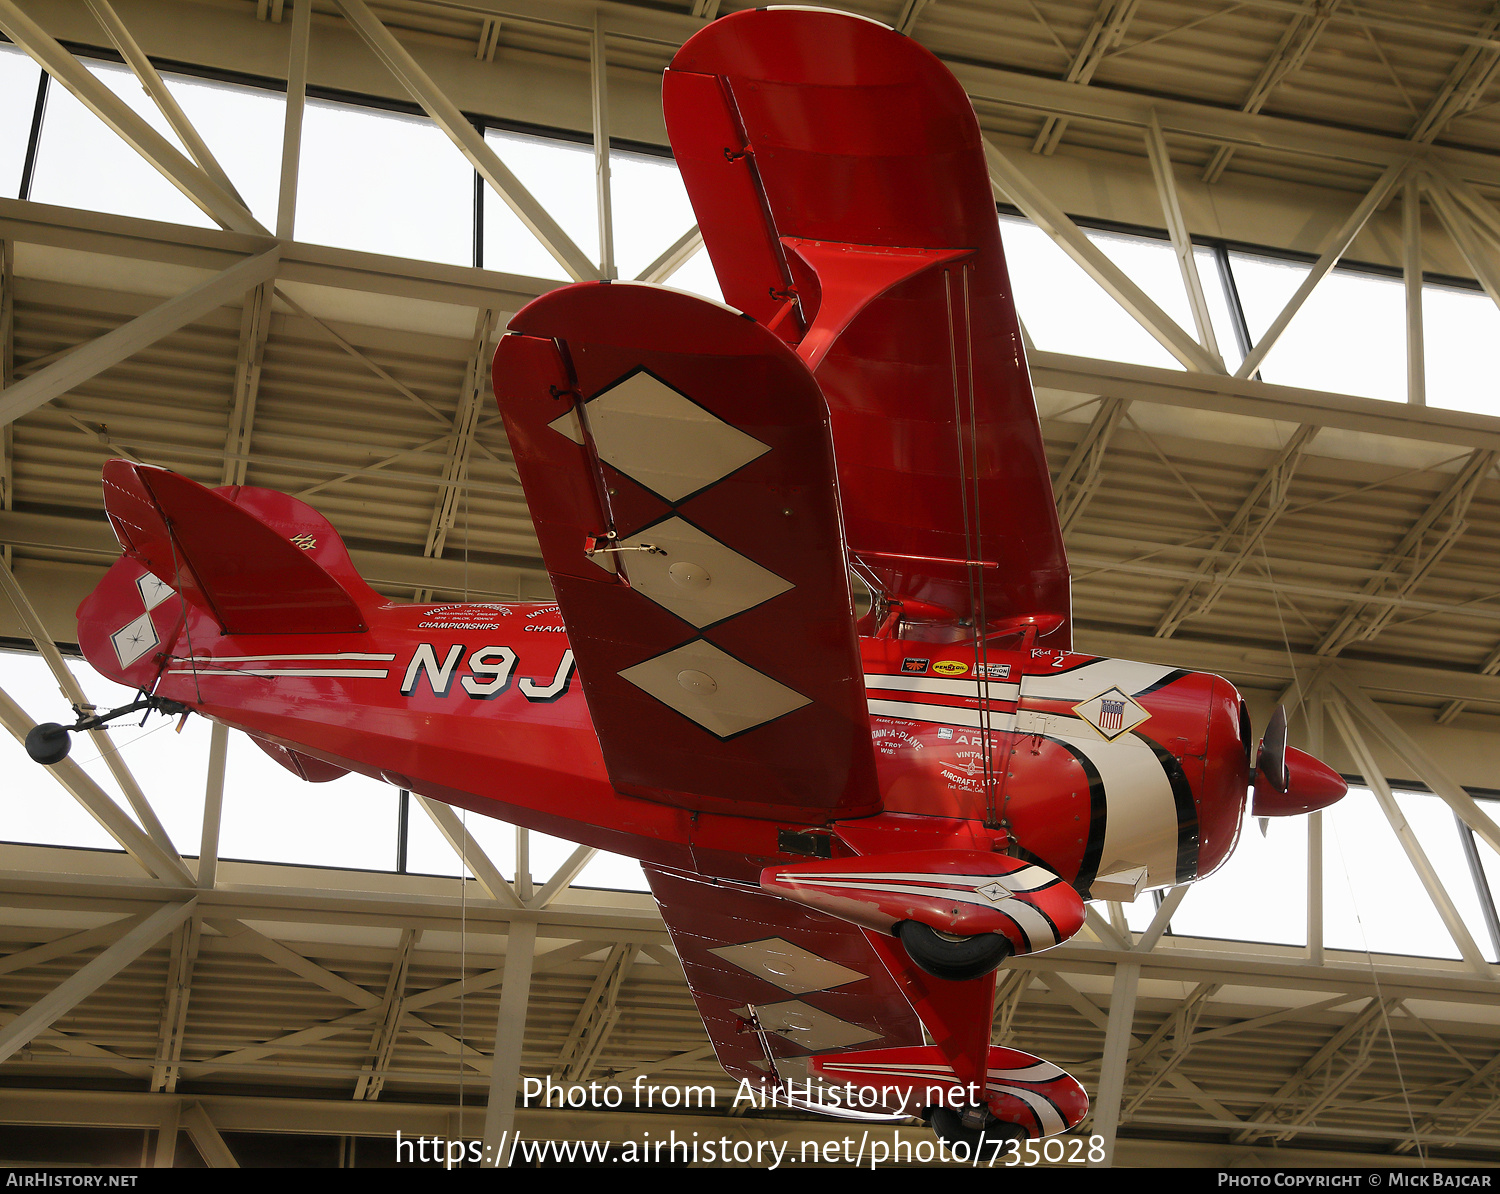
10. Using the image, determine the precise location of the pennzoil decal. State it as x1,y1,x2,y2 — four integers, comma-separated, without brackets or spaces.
932,660,969,676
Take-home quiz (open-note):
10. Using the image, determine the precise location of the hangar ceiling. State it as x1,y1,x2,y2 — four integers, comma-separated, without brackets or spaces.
1,0,1499,1168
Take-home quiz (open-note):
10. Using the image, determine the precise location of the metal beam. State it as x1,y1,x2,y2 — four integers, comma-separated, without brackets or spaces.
1425,175,1500,310
1143,110,1222,364
1153,423,1319,637
1407,4,1500,144
0,248,281,428
1234,995,1391,1144
484,918,535,1164
276,0,311,241
528,845,598,910
0,898,196,1064
635,225,703,284
1235,162,1407,380
150,920,200,1093
1052,396,1128,534
1326,667,1500,861
222,281,272,487
1315,448,1495,656
1032,0,1140,156
985,138,1224,375
333,0,597,282
0,1,266,235
417,796,524,908
1405,173,1426,408
80,0,248,211
591,12,614,281
1327,697,1496,981
198,722,228,890
181,1101,238,1168
423,308,497,560
0,556,180,860
0,684,195,885
354,927,417,1101
552,941,635,1082
1201,0,1343,184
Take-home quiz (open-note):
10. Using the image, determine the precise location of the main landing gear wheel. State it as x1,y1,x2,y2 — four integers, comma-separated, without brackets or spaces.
898,921,1013,981
926,1105,1026,1153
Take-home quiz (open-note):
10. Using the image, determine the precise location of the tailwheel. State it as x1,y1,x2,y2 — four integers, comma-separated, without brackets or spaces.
898,920,1013,981
926,1104,1026,1154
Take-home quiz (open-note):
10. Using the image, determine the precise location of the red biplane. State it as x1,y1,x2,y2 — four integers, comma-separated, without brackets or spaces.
31,7,1346,1150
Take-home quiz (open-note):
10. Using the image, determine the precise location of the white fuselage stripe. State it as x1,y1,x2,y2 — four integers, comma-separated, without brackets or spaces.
992,1085,1067,1136
167,667,390,678
1020,659,1177,702
865,673,1021,701
189,653,396,661
867,700,1018,731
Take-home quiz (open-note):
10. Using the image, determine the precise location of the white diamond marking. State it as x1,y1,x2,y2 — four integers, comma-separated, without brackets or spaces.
619,517,792,628
136,572,175,611
619,640,809,738
549,370,770,503
111,612,159,668
710,938,866,995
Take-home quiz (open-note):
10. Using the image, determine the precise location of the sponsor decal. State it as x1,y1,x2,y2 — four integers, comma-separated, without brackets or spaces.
978,663,1012,679
937,726,954,741
1072,686,1150,741
419,603,515,630
932,660,969,676
901,658,930,674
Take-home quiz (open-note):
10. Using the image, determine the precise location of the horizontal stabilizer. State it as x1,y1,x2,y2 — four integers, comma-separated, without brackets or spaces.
101,460,368,636
809,1044,1089,1139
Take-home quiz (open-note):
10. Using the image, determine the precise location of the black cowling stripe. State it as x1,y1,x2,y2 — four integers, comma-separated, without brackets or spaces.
1139,734,1201,884
1035,737,1107,899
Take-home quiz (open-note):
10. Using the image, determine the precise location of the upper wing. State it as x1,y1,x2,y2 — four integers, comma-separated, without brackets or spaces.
645,864,923,1085
666,9,1070,644
492,282,880,823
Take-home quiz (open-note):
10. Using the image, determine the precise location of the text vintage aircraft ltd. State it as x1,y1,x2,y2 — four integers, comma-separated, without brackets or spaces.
26,7,1346,1151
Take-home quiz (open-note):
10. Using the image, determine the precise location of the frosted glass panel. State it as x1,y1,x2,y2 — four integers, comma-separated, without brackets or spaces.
482,128,593,279
29,60,211,227
1423,283,1500,417
610,149,698,281
162,72,284,232
999,217,1181,369
0,46,40,201
1231,253,1406,402
297,98,473,266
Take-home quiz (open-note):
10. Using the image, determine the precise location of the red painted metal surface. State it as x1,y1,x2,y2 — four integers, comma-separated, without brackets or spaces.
761,851,1086,954
667,9,1070,644
496,282,879,823
1253,746,1348,817
61,8,1347,1142
645,864,923,1084
810,1044,1089,1139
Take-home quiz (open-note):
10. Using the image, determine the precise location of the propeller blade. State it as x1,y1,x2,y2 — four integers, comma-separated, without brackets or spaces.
1257,704,1288,793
